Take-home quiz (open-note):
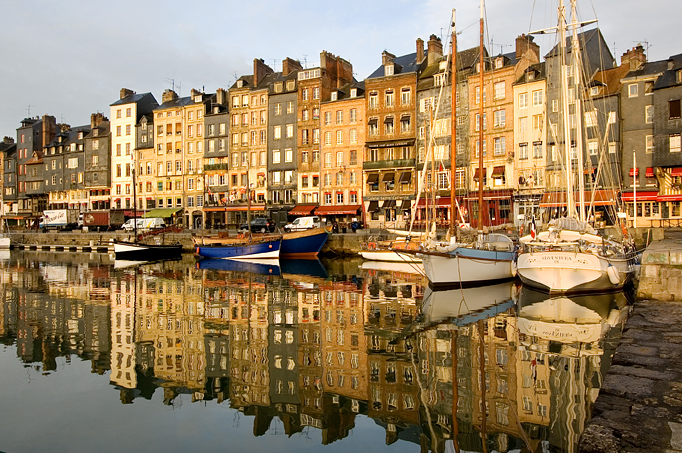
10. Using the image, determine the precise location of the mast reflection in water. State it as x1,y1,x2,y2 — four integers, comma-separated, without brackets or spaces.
0,251,632,452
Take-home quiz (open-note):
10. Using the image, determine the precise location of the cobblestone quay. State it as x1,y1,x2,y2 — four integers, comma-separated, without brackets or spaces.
580,231,682,453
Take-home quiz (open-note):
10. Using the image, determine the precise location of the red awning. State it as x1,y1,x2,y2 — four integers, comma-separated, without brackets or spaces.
314,205,362,215
621,191,659,202
629,168,639,177
221,205,266,212
416,197,452,208
114,198,121,202
492,166,505,176
646,167,654,178
657,194,682,202
671,168,682,176
539,190,617,207
473,168,486,180
289,204,317,215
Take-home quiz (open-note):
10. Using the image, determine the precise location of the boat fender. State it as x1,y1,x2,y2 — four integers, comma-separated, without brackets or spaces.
510,260,518,277
607,264,620,285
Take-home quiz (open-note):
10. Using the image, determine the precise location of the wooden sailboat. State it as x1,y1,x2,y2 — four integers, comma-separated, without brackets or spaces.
515,0,637,293
417,4,516,288
114,155,182,261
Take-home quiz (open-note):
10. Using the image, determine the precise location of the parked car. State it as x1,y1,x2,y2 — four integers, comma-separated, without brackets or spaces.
122,218,166,232
284,216,321,232
239,217,277,233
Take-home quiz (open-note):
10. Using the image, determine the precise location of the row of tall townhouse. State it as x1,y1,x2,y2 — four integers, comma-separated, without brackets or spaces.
2,31,681,229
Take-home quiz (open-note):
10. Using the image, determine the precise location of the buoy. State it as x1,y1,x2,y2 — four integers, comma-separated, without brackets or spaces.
510,260,518,277
607,264,620,285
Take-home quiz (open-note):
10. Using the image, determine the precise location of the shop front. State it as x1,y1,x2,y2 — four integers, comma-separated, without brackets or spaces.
314,205,362,232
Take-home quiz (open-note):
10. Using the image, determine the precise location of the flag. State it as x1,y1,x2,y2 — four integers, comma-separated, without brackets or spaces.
530,216,537,240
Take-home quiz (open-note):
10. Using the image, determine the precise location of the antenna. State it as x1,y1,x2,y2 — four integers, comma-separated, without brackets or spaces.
271,59,280,72
302,54,308,69
27,105,36,117
490,37,511,55
163,77,182,95
633,40,651,57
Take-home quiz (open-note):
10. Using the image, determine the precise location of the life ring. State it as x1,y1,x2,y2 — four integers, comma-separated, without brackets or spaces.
367,242,376,250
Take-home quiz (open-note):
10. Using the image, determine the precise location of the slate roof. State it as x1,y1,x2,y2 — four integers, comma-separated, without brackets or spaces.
110,92,155,107
544,28,601,58
654,53,682,90
514,61,547,85
367,51,424,79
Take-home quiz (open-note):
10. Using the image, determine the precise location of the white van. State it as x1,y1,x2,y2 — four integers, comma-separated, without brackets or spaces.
122,218,166,232
284,216,321,232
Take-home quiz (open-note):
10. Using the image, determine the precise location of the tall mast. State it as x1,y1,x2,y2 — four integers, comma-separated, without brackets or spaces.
132,151,138,240
559,1,575,218
570,0,586,221
478,0,485,230
450,9,458,237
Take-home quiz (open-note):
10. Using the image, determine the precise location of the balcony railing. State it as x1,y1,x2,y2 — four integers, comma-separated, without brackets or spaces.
204,163,229,171
363,158,415,170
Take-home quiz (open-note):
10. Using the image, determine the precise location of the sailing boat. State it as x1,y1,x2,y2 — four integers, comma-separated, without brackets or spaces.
113,155,182,260
515,0,637,294
416,5,517,288
193,159,281,259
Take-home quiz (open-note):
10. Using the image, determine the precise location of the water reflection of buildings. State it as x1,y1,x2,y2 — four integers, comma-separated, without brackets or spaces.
0,253,633,452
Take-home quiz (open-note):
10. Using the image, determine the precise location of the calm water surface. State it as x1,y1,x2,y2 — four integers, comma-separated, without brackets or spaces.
0,251,633,453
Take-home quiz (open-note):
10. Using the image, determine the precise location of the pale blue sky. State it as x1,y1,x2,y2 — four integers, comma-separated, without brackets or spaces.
0,0,679,137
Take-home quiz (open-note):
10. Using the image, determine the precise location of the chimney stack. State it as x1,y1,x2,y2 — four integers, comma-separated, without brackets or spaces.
216,88,227,106
162,89,178,104
516,34,540,60
416,38,425,64
253,58,274,86
2,136,14,145
120,88,134,100
282,57,303,76
90,113,106,129
382,51,396,67
427,35,443,65
621,44,646,71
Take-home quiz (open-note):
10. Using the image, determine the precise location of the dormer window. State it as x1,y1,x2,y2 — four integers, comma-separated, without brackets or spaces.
495,57,504,69
527,72,535,81
590,86,599,96
274,82,283,93
385,65,394,76
350,88,357,97
237,80,243,88
439,61,448,70
434,73,446,86
331,91,338,101
677,70,682,84
194,95,202,102
78,132,83,139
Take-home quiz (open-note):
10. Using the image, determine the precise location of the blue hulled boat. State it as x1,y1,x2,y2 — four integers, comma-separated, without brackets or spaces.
280,225,332,257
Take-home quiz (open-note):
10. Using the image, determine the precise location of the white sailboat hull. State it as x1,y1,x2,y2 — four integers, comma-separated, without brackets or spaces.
359,250,421,262
420,248,515,287
516,251,635,294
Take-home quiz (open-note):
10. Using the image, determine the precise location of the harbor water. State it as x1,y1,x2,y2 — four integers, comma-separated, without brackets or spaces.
0,250,634,452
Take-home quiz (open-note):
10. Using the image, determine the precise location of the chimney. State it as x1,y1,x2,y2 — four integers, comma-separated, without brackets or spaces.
382,50,396,67
516,34,540,61
120,88,134,100
58,123,70,133
90,113,106,129
162,89,178,104
42,115,56,147
2,137,14,145
216,88,227,106
416,38,425,64
427,35,443,65
621,44,646,71
282,57,303,76
253,58,274,86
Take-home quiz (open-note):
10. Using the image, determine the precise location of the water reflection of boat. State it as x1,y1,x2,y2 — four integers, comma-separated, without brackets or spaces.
361,259,424,275
114,257,183,270
420,281,518,328
279,259,328,279
517,285,631,344
196,258,281,275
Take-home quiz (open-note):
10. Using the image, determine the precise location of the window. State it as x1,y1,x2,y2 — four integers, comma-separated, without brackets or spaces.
519,117,528,133
286,124,293,138
552,99,559,113
518,93,528,109
518,143,528,159
671,134,681,153
646,135,654,154
401,116,411,133
588,140,598,155
629,83,639,97
670,100,681,119
336,110,343,124
324,111,332,125
475,114,487,131
494,81,505,100
274,126,281,140
385,117,394,134
369,92,378,109
274,103,282,115
532,114,543,131
532,90,543,106
646,105,654,123
533,142,543,158
313,87,320,99
273,150,281,164
385,90,394,107
493,137,505,156
336,130,343,144
493,109,505,128
324,131,332,145
401,88,411,105
350,129,357,143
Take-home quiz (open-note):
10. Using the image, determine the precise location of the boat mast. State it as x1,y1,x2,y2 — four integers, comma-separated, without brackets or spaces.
570,0,586,221
478,0,485,231
450,9,458,238
559,1,575,218
132,152,138,240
